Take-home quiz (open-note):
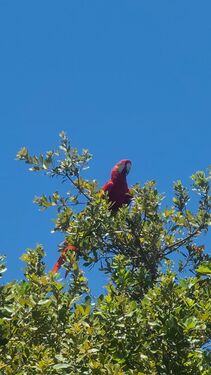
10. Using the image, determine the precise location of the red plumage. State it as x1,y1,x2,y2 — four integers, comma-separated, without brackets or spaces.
52,244,77,274
102,159,131,211
52,159,132,275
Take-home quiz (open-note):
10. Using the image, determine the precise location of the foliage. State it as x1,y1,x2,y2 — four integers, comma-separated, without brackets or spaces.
0,132,210,374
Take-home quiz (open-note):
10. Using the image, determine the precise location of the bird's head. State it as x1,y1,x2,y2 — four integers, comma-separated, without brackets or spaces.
111,159,132,180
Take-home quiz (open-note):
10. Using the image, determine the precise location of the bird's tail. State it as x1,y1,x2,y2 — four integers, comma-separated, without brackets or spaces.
52,243,77,275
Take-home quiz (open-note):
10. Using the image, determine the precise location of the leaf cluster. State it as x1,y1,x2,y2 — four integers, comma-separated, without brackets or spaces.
0,132,208,373
0,248,210,374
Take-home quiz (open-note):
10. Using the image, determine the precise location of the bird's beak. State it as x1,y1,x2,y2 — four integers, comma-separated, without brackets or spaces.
126,162,131,174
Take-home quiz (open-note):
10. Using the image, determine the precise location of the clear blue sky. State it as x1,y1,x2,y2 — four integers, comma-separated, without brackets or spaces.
1,1,210,295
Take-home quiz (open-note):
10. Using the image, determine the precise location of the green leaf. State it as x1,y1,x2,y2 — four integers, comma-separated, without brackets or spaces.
196,265,211,275
53,363,70,369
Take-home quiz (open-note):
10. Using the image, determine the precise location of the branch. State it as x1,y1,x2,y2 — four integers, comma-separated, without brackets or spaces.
65,173,92,202
163,226,203,256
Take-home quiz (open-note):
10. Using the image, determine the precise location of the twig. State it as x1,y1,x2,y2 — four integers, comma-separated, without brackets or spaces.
163,226,203,256
65,172,91,202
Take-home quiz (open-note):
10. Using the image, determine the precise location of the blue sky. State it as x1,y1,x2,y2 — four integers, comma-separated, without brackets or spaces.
1,1,210,295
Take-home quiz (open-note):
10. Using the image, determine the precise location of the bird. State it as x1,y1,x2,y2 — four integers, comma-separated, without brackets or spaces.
52,159,132,275
101,159,131,211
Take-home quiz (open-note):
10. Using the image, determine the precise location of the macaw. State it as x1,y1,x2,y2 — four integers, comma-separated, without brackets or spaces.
52,159,132,274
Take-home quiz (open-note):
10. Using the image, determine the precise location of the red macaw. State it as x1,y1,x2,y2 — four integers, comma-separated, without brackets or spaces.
52,159,132,274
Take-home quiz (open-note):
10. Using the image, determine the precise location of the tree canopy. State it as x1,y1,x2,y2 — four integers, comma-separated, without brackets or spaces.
0,132,210,374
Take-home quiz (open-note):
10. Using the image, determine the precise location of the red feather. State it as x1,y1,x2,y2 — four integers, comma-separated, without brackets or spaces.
52,244,77,274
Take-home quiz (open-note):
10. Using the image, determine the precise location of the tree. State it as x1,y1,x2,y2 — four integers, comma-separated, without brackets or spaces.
0,132,210,374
